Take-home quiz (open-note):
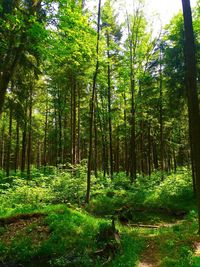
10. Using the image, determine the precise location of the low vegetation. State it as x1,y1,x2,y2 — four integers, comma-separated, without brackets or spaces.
0,167,199,266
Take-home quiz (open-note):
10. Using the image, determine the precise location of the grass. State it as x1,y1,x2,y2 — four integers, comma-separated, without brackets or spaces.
0,205,105,265
0,168,199,266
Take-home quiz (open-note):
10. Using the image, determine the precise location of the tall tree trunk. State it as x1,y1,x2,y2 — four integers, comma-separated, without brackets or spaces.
0,49,21,115
127,13,137,182
86,0,101,203
6,106,13,177
37,141,41,169
159,46,164,179
0,79,8,116
116,134,120,173
148,124,151,176
96,95,107,177
94,109,98,177
173,148,177,174
73,80,76,165
0,119,5,170
58,110,62,164
152,139,159,170
181,0,200,232
54,109,58,166
70,83,73,164
21,128,27,174
77,85,81,164
188,112,196,192
43,106,48,171
140,120,145,175
14,121,20,173
21,100,27,175
27,86,33,179
63,108,68,162
106,32,113,179
129,78,137,182
123,93,128,175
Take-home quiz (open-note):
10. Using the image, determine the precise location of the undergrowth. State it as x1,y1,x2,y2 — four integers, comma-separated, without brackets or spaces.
0,166,198,266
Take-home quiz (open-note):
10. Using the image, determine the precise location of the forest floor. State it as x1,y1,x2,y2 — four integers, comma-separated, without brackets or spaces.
0,169,200,266
0,204,199,267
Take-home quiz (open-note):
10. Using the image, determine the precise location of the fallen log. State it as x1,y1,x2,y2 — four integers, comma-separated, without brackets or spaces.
128,223,160,229
128,222,181,229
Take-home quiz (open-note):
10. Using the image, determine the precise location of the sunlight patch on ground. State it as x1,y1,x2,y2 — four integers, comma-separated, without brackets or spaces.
194,242,200,256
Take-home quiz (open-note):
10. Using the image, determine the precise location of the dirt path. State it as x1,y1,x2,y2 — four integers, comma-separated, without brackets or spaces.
136,220,186,267
138,262,154,267
194,241,200,256
138,239,159,267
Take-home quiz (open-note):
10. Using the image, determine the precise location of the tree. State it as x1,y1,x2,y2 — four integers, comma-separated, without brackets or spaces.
86,0,102,203
0,0,47,115
181,0,200,232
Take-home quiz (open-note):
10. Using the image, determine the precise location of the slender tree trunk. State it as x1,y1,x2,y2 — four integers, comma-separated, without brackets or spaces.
140,120,145,175
116,134,120,173
43,106,48,171
96,95,107,177
148,124,151,176
21,128,27,174
0,80,7,116
86,0,101,203
14,121,20,173
181,0,200,232
153,140,159,170
127,13,137,182
159,46,164,179
106,32,113,179
123,93,128,175
77,86,81,163
54,109,58,166
70,80,75,165
58,110,62,164
27,86,33,179
6,106,13,177
129,77,137,182
0,119,5,170
37,141,41,169
63,107,68,162
94,109,98,177
173,148,177,173
21,99,27,175
73,80,76,165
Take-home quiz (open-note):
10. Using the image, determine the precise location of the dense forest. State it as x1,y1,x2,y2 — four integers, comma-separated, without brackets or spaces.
0,0,200,266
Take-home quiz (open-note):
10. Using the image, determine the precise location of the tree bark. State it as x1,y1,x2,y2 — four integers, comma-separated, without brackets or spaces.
181,0,200,232
159,46,164,179
127,12,137,182
0,121,5,170
86,0,101,203
21,128,27,174
27,85,33,179
43,105,48,171
6,106,13,177
77,85,81,163
123,93,128,175
106,32,113,179
14,121,19,173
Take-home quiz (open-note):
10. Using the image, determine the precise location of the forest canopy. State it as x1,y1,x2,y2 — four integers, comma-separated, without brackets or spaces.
0,0,200,266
